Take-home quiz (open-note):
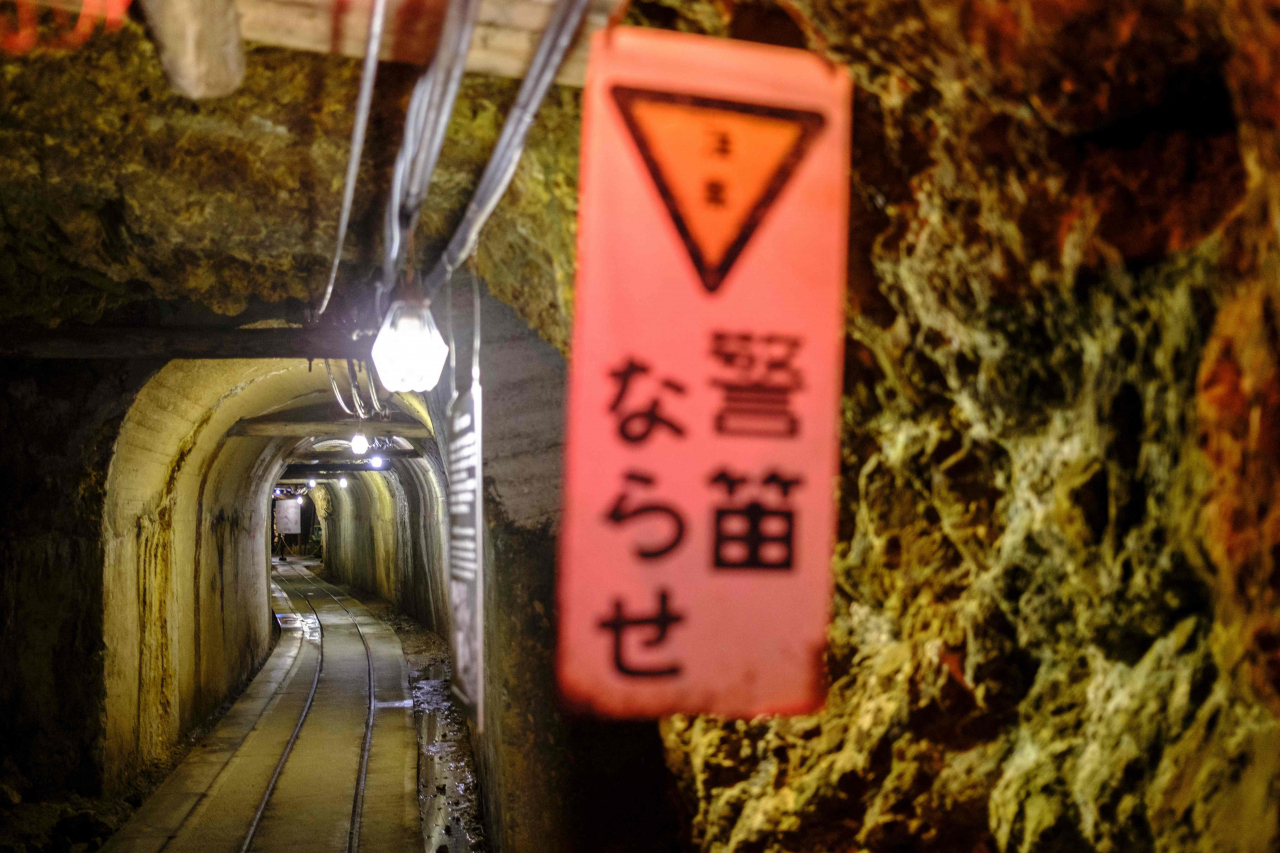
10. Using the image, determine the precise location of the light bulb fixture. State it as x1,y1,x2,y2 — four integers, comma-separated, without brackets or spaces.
296,496,304,505
370,299,449,392
339,477,348,488
308,479,317,488
371,455,383,469
351,433,370,455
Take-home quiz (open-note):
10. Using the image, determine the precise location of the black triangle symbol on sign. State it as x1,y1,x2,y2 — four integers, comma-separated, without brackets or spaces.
612,86,825,294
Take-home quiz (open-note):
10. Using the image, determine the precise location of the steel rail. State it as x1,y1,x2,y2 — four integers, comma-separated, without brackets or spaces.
237,567,326,853
276,563,378,853
238,564,377,853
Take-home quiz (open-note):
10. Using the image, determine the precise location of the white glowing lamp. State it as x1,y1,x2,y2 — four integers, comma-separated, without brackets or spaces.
296,496,304,505
351,433,370,455
339,477,348,488
308,479,317,488
370,299,449,392
371,455,383,468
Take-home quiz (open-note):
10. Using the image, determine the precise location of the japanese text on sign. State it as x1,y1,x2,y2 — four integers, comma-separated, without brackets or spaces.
558,28,851,718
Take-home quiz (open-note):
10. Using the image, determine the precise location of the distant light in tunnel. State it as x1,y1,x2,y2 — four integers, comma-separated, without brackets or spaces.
370,299,449,392
296,496,304,505
339,477,348,488
308,479,317,488
370,456,383,468
351,433,369,455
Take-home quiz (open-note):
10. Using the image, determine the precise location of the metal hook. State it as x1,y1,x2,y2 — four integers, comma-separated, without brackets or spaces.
359,360,386,415
1,0,133,55
345,359,370,420
324,359,356,417
1,0,38,55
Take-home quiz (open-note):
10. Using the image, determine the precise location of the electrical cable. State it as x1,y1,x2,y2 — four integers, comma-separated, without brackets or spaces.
379,0,482,315
420,0,592,302
361,361,387,414
315,0,391,318
325,359,356,416
444,266,457,408
346,359,370,420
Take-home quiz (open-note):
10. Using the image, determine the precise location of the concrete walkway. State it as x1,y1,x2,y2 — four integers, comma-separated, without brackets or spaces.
103,562,419,853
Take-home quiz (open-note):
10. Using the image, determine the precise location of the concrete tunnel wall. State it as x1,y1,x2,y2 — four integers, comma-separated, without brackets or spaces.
1,290,678,851
310,453,453,638
0,356,349,795
307,284,683,852
100,358,341,787
307,285,583,851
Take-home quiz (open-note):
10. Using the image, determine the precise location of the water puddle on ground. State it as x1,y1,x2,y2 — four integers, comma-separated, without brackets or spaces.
328,581,486,853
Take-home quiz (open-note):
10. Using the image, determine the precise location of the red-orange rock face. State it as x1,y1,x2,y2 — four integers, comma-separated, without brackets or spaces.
1198,285,1280,712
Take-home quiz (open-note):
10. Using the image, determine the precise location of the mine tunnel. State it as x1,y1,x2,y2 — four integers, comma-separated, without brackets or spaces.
5,0,1280,852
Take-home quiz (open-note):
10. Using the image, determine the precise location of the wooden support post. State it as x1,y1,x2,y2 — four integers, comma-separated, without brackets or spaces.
137,0,246,98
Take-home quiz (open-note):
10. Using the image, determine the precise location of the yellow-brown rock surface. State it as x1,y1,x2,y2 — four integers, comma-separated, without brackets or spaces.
5,1,1280,849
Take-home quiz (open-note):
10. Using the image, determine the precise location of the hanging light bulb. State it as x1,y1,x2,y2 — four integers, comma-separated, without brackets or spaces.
370,299,449,392
296,496,304,505
370,455,383,469
308,479,317,488
339,477,349,488
351,433,370,455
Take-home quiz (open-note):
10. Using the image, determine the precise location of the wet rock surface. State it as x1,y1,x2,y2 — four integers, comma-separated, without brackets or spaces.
653,1,1280,851
5,0,1280,850
336,588,487,852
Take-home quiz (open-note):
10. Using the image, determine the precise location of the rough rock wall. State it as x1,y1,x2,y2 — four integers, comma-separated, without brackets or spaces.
5,1,1280,848
0,359,157,796
0,22,578,349
647,1,1280,852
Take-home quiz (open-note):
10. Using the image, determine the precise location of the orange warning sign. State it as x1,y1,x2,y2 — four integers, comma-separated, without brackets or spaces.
558,27,851,718
613,89,825,292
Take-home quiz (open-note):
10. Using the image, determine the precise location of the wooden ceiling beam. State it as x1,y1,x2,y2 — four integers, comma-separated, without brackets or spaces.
0,327,374,360
229,418,432,438
235,0,610,86
287,448,420,461
29,0,607,91
283,461,412,476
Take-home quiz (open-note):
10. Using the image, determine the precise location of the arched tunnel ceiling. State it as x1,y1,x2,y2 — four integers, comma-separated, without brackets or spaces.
101,355,437,782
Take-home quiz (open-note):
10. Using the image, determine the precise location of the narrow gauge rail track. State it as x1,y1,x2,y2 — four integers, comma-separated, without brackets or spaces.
240,564,377,853
103,561,421,853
